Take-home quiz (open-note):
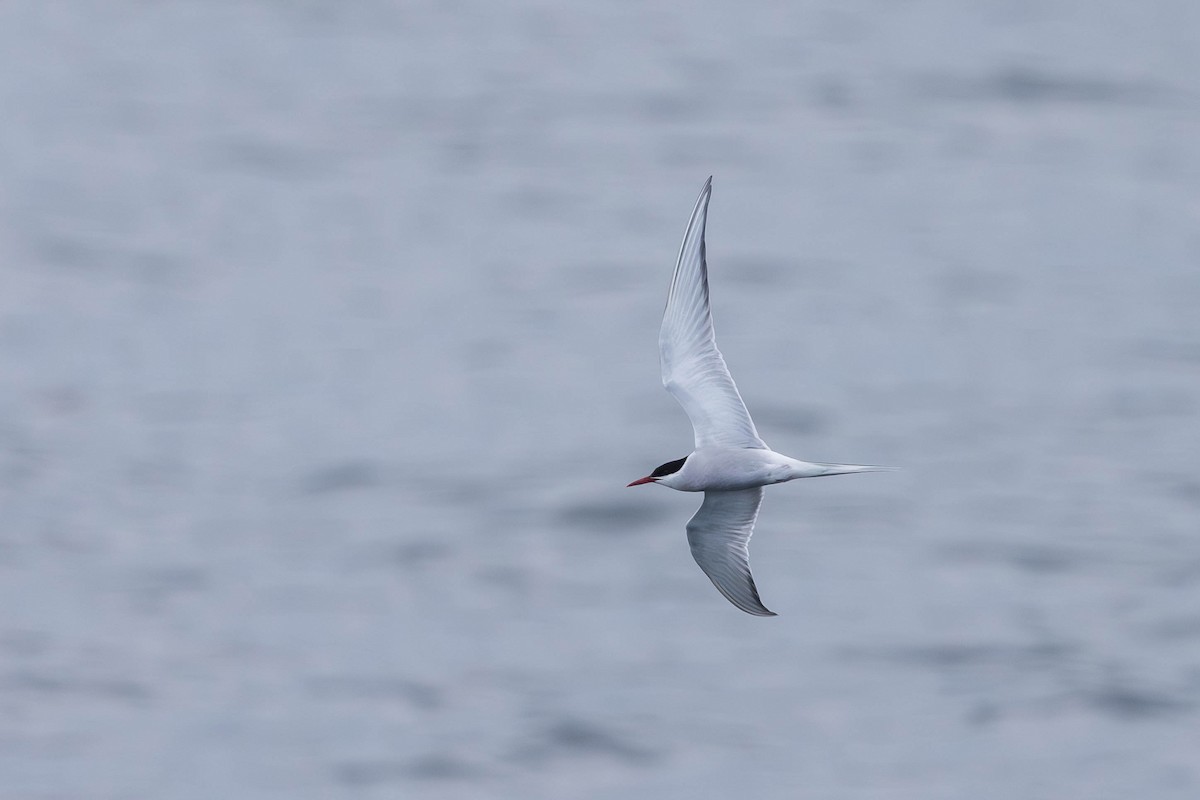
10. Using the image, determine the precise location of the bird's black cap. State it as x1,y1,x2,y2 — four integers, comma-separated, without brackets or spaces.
650,457,687,478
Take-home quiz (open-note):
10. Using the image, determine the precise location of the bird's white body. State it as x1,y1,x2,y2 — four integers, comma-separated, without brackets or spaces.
629,177,888,617
655,448,879,492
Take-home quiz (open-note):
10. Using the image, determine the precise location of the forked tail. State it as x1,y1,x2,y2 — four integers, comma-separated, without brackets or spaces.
810,462,897,477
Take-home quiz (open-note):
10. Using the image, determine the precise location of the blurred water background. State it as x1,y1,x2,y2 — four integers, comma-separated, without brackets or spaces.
2,2,1199,798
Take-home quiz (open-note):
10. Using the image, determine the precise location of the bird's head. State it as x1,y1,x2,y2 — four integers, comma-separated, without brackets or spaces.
627,456,688,487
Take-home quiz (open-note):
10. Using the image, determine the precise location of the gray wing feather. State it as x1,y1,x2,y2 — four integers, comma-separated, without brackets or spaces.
686,488,776,616
660,178,767,450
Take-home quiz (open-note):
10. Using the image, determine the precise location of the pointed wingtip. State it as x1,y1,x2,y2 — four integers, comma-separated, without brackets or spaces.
722,583,778,617
737,603,777,618
720,595,777,617
695,176,713,215
749,599,778,617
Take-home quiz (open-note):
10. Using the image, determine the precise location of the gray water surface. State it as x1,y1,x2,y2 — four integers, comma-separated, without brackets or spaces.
2,2,1199,798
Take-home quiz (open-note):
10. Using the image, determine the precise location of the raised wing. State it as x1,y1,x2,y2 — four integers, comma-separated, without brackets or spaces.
686,488,775,616
660,178,767,450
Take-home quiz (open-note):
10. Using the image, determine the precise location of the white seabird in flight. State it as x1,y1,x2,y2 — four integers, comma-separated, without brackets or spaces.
628,177,888,616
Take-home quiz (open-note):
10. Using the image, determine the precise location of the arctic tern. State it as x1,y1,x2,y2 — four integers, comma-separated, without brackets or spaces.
627,177,887,616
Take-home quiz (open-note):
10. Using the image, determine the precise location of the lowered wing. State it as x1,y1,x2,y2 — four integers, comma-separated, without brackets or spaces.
686,488,775,616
